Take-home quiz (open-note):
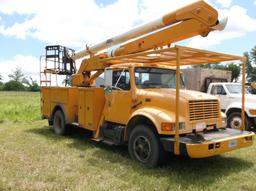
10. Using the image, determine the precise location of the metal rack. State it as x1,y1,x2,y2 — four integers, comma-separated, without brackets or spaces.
40,45,77,87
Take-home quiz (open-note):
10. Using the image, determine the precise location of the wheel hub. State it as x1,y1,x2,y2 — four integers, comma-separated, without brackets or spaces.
133,136,151,163
230,116,242,129
55,117,61,129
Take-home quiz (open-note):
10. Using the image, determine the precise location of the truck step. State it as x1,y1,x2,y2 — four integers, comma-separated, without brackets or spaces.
102,139,115,145
101,123,125,145
91,138,103,142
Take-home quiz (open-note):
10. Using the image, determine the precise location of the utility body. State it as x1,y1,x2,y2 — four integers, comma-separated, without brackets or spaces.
40,1,254,167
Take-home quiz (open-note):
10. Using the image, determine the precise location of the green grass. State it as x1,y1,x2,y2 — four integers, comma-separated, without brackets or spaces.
0,91,40,122
0,91,256,191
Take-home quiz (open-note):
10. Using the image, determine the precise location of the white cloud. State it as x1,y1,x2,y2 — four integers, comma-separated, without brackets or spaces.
188,5,256,48
0,0,139,47
188,31,243,48
216,0,233,8
0,0,256,79
0,55,39,82
0,0,251,50
0,0,203,48
138,0,197,22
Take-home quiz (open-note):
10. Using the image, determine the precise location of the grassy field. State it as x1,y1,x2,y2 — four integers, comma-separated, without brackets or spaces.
0,91,256,191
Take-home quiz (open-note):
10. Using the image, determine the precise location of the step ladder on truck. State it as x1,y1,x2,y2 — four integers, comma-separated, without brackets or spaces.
40,0,254,167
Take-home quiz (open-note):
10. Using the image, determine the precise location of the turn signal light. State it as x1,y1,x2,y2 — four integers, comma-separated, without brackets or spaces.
161,123,173,131
245,136,252,141
161,122,186,131
249,109,256,115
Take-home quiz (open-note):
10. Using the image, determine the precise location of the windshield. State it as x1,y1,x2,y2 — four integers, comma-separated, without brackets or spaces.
134,67,185,89
226,84,249,94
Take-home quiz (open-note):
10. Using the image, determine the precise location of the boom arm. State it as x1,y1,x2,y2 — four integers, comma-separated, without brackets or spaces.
72,0,228,86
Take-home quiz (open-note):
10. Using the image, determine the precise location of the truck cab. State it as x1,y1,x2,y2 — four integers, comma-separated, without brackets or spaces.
104,64,225,134
207,82,256,130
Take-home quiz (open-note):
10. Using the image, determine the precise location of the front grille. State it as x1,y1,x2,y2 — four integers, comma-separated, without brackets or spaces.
189,100,219,121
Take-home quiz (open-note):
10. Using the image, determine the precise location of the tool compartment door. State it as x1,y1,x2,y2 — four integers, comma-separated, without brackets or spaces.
41,88,51,117
78,90,86,127
78,88,105,131
85,91,94,128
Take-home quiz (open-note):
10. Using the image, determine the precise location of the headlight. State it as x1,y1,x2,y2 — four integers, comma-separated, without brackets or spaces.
179,122,186,130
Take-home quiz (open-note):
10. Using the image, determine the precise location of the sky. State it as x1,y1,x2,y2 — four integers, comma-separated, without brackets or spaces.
0,0,256,82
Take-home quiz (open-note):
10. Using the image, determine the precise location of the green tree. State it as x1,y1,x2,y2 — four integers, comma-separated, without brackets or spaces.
227,63,241,82
192,62,241,82
251,46,256,65
3,80,25,91
0,74,3,90
23,77,40,92
8,68,26,82
4,68,28,91
192,62,220,69
213,63,226,70
248,46,256,83
243,52,255,82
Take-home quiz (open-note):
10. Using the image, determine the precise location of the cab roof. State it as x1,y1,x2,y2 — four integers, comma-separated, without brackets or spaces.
210,82,241,85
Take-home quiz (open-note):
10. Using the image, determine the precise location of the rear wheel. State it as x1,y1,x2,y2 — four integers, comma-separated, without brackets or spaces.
53,110,68,135
227,111,250,130
128,125,163,168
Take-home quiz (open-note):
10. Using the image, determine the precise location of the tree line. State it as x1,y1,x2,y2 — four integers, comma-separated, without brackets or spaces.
0,68,40,91
244,46,256,82
0,46,255,92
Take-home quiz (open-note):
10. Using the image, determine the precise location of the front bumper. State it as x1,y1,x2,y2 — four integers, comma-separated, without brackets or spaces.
160,128,254,158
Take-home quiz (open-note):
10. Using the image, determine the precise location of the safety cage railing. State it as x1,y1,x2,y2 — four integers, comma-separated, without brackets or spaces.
40,45,77,87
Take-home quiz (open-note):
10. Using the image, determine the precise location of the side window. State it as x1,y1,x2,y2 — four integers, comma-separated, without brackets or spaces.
135,72,149,85
211,85,226,95
211,85,217,95
112,70,130,90
217,85,226,95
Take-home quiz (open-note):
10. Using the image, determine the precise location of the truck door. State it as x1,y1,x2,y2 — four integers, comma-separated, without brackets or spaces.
105,68,132,124
210,85,229,110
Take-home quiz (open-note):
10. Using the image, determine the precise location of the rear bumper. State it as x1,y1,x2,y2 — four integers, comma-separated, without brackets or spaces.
160,128,254,158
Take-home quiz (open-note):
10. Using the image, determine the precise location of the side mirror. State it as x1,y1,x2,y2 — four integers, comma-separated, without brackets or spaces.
104,68,113,88
104,68,113,95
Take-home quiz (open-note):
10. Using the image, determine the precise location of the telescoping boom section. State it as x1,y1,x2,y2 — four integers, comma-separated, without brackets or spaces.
71,0,226,60
40,0,254,167
70,0,228,87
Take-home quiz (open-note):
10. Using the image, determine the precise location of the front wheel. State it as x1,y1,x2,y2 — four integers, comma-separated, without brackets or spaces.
227,111,250,130
128,125,164,168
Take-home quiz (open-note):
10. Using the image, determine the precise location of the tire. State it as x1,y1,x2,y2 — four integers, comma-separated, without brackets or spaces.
128,125,163,168
227,111,250,130
53,110,68,135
